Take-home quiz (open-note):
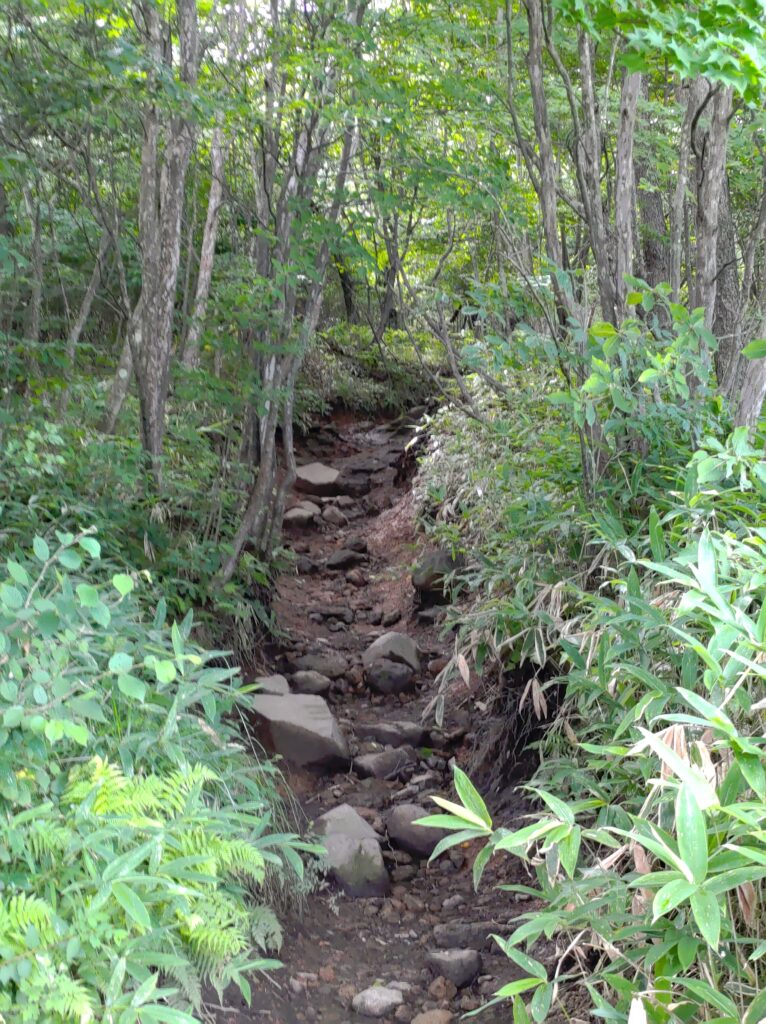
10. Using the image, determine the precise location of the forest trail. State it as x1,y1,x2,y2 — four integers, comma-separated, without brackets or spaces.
223,415,529,1024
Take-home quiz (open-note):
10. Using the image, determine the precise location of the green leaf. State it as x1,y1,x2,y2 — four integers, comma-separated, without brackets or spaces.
493,978,544,999
676,783,708,884
76,583,100,607
79,536,101,558
7,561,30,585
652,876,697,919
678,979,737,1018
58,548,82,570
1,583,23,609
112,573,134,596
742,339,766,360
3,706,24,728
744,988,766,1024
690,888,720,949
112,881,151,930
108,652,134,674
32,536,50,562
154,660,177,684
453,765,492,827
118,674,147,702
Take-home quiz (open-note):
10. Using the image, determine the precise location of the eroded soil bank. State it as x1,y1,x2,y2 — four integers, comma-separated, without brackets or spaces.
222,414,534,1024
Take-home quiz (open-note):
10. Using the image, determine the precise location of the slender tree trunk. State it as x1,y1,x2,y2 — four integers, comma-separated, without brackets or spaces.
59,230,110,413
100,318,140,434
614,71,641,319
133,0,200,481
182,125,227,369
670,79,703,302
578,31,615,323
694,85,734,332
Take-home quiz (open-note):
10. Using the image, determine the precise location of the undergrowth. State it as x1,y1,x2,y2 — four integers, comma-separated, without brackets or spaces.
0,528,319,1022
416,287,766,1023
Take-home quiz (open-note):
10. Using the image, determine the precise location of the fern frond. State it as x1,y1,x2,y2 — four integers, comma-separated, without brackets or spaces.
43,974,95,1022
216,840,265,883
0,892,55,948
249,904,283,953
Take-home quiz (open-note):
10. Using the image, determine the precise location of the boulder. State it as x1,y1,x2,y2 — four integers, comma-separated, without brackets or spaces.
362,632,420,672
355,745,418,780
291,670,331,696
315,803,378,842
386,803,447,859
365,659,415,695
411,550,464,600
352,987,404,1018
254,674,291,696
326,549,366,569
316,804,390,896
321,834,390,897
426,949,482,988
356,720,428,748
295,462,341,497
250,694,349,768
284,507,315,528
293,651,349,679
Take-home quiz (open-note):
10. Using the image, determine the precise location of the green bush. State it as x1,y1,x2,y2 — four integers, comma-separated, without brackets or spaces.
417,290,766,1021
0,528,317,1022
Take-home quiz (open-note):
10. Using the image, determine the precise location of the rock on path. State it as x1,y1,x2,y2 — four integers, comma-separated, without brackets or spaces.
250,693,349,768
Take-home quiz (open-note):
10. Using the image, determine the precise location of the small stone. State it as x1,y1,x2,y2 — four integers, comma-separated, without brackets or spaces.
356,720,428,747
296,556,317,575
428,977,457,1001
323,505,348,526
426,950,482,989
347,568,366,587
383,609,402,627
327,548,366,569
352,986,404,1018
368,609,383,625
411,1012,453,1024
291,670,332,695
299,500,322,515
355,746,419,780
395,1006,414,1023
319,965,336,983
293,652,350,679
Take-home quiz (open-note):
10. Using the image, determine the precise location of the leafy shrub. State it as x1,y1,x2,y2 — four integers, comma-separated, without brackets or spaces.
0,528,317,1022
296,323,444,427
417,292,766,1021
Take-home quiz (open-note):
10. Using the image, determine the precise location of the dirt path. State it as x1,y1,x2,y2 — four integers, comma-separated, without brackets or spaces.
227,416,529,1024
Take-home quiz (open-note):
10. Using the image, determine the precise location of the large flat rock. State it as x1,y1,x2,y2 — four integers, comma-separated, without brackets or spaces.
295,462,342,496
250,694,349,768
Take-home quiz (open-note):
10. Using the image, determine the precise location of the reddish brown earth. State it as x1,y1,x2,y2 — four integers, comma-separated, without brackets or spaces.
216,415,541,1024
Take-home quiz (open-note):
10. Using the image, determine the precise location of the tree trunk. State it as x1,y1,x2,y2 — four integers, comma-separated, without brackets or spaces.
614,70,641,319
670,80,704,302
59,229,110,413
694,84,734,331
133,0,200,481
182,125,227,369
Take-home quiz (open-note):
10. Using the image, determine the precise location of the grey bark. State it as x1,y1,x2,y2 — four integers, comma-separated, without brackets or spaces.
181,125,227,369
